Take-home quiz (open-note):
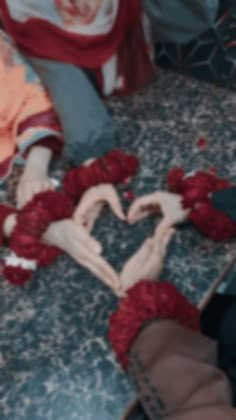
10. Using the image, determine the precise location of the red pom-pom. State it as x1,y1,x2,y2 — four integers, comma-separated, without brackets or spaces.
2,263,33,286
108,280,200,368
63,150,139,200
167,167,185,193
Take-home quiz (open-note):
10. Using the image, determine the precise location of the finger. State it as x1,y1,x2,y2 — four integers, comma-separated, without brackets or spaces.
154,217,175,236
74,186,125,222
80,253,120,290
74,203,103,232
73,190,100,221
128,195,160,224
86,203,104,232
105,191,125,221
73,228,102,255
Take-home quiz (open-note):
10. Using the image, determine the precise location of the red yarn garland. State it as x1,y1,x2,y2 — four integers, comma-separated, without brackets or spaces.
167,167,235,241
2,264,33,286
3,191,74,285
108,280,200,368
10,191,73,266
63,149,139,201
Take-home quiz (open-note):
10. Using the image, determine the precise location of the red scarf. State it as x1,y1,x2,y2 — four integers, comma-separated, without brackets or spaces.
1,0,141,68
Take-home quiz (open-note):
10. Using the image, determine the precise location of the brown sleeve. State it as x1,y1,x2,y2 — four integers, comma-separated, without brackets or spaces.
129,320,235,420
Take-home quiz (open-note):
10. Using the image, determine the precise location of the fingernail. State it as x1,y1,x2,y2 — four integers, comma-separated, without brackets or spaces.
119,213,126,221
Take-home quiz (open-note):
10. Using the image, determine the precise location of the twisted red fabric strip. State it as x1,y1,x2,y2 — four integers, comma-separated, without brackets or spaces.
109,280,200,368
167,167,236,241
63,149,139,201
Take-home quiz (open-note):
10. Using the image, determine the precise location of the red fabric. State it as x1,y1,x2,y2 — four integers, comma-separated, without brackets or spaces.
0,204,17,246
17,110,62,135
116,20,155,95
1,0,141,69
10,191,73,266
63,149,139,201
190,201,236,241
168,168,231,198
167,167,185,193
3,191,74,286
109,280,200,368
167,167,235,241
18,110,64,155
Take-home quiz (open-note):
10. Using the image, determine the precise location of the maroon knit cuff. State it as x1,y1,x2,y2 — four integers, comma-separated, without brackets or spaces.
109,280,200,368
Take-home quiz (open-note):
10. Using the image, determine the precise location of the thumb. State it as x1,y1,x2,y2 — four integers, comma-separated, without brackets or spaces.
106,190,125,221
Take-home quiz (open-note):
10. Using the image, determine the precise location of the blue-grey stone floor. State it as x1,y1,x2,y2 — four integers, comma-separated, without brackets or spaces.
0,70,236,419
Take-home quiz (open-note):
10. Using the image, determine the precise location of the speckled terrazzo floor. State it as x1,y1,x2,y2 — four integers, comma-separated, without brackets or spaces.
1,69,236,420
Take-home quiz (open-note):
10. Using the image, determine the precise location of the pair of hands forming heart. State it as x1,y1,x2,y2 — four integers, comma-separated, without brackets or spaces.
72,184,189,297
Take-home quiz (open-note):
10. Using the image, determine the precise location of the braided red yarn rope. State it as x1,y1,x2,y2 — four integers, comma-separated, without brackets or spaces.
3,149,139,285
167,167,236,241
109,280,200,368
2,191,74,286
63,149,139,201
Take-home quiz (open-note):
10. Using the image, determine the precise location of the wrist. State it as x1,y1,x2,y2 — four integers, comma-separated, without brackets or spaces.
3,214,17,238
25,146,53,174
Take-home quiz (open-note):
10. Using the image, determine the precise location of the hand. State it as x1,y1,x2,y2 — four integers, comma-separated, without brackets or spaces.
43,219,121,294
17,146,54,208
17,172,54,209
127,191,189,229
120,226,175,293
73,184,125,232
